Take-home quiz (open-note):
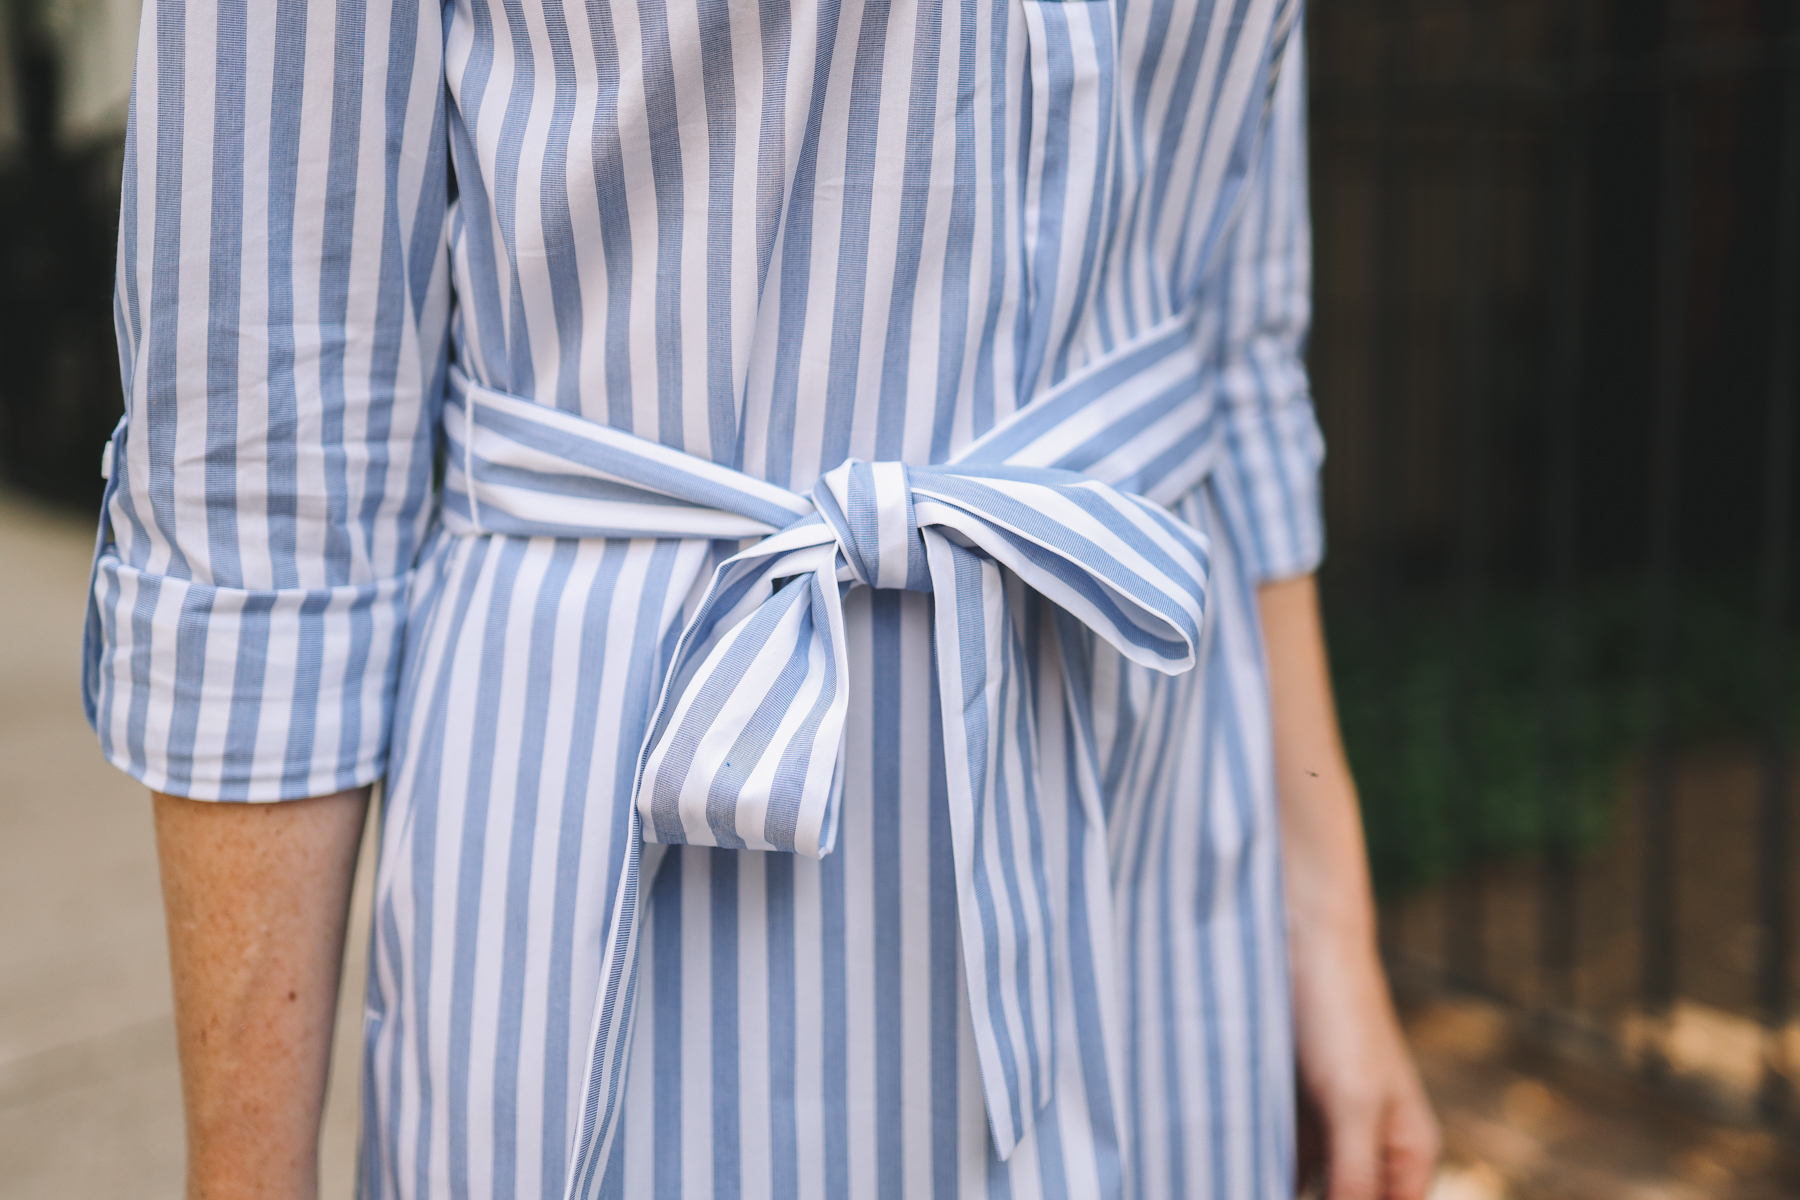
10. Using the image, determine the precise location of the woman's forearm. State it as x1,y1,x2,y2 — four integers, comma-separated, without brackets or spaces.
1260,574,1439,1200
154,786,369,1200
1258,573,1378,947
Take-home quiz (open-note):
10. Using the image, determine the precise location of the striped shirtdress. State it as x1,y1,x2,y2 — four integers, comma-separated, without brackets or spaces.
85,0,1327,1193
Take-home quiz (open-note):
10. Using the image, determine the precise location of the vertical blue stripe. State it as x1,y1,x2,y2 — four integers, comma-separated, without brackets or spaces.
1017,0,1074,402
204,0,245,586
537,0,588,413
766,851,799,1200
760,0,843,488
820,803,851,1199
870,589,907,1199
970,0,1013,439
636,0,688,448
930,0,980,462
447,0,511,390
145,0,193,584
1052,615,1123,1199
651,852,683,1198
696,0,741,465
927,654,961,1200
872,0,943,456
751,0,792,305
710,849,741,1196
161,592,214,792
579,0,637,429
817,0,894,471
1048,1,1119,385
490,0,541,395
262,0,307,588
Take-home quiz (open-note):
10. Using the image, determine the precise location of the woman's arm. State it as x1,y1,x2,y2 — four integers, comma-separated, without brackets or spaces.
154,788,368,1200
96,0,446,1180
1259,574,1440,1200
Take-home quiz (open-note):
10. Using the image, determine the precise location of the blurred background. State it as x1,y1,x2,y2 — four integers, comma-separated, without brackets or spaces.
1309,0,1800,1195
1,0,1798,1197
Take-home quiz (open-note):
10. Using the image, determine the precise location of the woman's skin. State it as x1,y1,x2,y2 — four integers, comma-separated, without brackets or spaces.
1261,574,1441,1200
153,784,369,1200
153,572,1438,1200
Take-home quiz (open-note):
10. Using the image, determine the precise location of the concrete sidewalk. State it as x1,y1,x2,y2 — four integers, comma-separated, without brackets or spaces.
0,490,368,1199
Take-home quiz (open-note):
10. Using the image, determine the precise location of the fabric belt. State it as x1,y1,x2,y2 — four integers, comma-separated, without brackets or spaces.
441,313,1217,1180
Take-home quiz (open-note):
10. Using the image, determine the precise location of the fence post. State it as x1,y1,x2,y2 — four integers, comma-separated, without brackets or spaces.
1536,0,1596,1030
1753,13,1800,1128
1636,0,1701,1082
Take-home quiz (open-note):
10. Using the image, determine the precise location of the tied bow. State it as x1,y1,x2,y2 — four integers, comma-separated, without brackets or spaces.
633,457,1211,1157
440,322,1217,1173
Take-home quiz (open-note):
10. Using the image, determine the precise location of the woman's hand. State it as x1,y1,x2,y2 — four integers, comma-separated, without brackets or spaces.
1259,575,1440,1200
1289,910,1439,1199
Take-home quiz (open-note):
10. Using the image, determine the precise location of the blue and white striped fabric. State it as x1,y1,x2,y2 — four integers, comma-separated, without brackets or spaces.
447,320,1217,1164
88,0,1326,1193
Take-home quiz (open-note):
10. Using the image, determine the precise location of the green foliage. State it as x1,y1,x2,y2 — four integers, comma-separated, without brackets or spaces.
1326,578,1798,897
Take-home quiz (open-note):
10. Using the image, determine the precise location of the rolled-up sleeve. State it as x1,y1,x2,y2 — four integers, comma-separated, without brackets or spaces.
1199,27,1326,585
85,0,451,801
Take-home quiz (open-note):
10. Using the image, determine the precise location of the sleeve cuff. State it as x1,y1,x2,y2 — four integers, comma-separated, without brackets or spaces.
1208,387,1327,585
85,552,413,801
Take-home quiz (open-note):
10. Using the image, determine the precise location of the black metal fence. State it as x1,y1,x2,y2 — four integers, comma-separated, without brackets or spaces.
1308,0,1800,1126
